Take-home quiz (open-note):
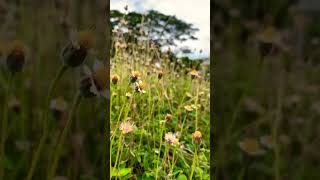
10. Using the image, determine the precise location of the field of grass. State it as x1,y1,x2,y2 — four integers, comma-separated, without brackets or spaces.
213,1,320,179
110,22,210,179
0,1,108,179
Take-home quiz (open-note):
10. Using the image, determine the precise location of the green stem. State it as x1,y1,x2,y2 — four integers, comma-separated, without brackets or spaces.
113,133,123,172
26,65,68,180
47,92,82,180
189,145,198,180
0,73,13,180
170,144,178,176
155,122,165,180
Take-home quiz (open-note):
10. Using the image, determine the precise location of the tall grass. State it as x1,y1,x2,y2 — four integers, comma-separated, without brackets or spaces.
110,18,210,179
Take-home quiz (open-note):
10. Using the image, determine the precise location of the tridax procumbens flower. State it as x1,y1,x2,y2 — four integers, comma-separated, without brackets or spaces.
62,30,95,67
134,80,147,93
120,121,134,134
6,40,26,73
239,138,265,156
81,59,108,98
164,132,179,145
192,131,202,142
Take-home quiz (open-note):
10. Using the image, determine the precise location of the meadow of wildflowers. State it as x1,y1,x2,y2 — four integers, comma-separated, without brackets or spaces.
214,1,320,179
110,18,210,179
0,1,108,179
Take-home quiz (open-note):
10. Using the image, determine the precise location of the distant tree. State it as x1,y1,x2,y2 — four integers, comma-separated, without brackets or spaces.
110,10,199,48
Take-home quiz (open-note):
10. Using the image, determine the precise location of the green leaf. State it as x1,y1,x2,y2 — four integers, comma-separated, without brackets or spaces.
119,168,132,177
111,167,132,177
177,174,188,180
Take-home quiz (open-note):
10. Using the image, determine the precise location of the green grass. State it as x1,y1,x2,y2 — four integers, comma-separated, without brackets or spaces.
110,30,210,179
0,1,107,179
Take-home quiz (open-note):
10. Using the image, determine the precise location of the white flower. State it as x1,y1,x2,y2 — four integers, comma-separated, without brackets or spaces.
83,59,109,99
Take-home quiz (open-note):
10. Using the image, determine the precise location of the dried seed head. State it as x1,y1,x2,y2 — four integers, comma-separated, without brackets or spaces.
157,70,163,79
130,71,141,83
111,74,120,84
62,43,87,67
62,31,94,68
192,131,202,142
120,121,134,134
165,114,172,121
6,40,26,73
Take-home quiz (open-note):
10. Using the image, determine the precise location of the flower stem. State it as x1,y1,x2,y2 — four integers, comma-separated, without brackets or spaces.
155,122,165,180
47,92,81,180
0,73,13,180
189,145,198,180
26,65,68,180
113,133,123,176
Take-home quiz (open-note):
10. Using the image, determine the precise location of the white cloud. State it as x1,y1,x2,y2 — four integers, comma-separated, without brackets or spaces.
111,0,210,59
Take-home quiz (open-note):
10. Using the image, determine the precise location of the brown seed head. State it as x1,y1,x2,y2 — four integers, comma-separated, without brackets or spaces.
111,74,120,84
130,71,141,82
165,114,172,121
192,131,202,142
6,40,26,73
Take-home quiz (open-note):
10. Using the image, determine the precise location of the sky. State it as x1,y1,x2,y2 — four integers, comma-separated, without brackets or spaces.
111,0,210,59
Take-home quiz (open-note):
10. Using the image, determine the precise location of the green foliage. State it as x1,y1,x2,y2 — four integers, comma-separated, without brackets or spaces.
111,10,198,47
